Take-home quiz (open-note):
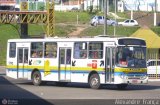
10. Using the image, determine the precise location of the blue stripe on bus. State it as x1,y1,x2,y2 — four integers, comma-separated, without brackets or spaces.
7,68,146,76
114,72,147,76
7,68,104,74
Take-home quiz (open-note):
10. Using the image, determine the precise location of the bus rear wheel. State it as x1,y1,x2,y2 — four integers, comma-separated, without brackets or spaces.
32,71,42,86
89,73,101,89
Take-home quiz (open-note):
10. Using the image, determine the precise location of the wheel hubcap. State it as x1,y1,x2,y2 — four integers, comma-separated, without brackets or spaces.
91,78,98,86
34,74,40,83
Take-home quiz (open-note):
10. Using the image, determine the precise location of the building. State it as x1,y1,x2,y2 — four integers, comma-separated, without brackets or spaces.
118,0,160,12
54,0,98,11
0,0,16,10
0,0,116,12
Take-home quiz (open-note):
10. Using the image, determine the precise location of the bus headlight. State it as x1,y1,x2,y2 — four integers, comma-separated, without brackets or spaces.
119,74,128,79
119,74,124,79
140,75,147,79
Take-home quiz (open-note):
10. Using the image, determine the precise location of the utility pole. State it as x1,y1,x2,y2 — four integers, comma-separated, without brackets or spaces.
114,0,117,36
104,0,107,35
61,0,63,11
20,0,28,38
154,0,157,26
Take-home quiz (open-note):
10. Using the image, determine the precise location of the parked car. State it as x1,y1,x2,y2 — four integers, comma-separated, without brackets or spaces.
157,22,160,26
147,59,160,75
90,16,117,26
118,19,138,26
70,7,79,12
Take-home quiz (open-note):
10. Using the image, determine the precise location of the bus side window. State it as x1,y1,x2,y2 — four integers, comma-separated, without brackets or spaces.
74,42,87,59
89,51,98,59
88,42,103,59
31,42,43,58
44,42,57,58
9,42,16,58
80,51,87,59
31,51,37,58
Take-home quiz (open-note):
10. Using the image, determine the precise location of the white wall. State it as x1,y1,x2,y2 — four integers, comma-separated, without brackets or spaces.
83,0,99,11
123,0,160,12
55,5,80,11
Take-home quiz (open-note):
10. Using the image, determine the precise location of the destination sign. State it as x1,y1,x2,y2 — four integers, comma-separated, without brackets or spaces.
118,38,146,46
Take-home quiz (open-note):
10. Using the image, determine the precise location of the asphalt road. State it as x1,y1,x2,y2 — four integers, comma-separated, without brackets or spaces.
1,67,160,105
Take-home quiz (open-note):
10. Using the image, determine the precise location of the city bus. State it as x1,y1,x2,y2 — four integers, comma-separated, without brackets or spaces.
6,36,148,89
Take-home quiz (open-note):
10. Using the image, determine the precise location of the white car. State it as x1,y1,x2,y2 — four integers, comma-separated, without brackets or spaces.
90,16,117,26
147,59,160,75
118,19,138,26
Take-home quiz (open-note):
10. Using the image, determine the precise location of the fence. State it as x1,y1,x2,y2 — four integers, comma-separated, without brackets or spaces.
147,49,160,79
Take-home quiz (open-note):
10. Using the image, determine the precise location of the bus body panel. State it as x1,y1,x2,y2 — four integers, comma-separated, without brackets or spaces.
6,37,148,86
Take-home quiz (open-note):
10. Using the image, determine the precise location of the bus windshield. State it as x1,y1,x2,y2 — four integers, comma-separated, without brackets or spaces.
116,46,146,68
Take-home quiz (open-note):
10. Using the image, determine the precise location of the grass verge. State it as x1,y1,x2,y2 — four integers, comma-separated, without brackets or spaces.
80,26,140,37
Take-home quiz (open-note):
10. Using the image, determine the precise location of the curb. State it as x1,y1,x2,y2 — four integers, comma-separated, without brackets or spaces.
0,66,6,75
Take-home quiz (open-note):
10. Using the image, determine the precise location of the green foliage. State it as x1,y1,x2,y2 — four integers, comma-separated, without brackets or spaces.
0,24,19,65
116,12,129,20
80,26,140,37
28,24,45,36
38,2,45,11
109,4,115,12
55,25,76,37
151,27,160,37
55,11,91,24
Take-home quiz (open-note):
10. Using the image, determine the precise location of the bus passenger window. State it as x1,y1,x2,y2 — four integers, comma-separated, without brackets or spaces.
31,42,43,58
81,52,87,59
74,42,87,59
89,42,103,59
45,52,53,58
44,42,57,58
32,51,38,58
9,42,16,58
38,51,43,57
93,51,98,59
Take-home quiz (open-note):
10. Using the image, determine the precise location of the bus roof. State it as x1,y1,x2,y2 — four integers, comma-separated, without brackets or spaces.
8,36,145,43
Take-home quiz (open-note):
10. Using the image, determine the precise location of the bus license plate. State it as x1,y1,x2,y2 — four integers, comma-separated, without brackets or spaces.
132,79,138,83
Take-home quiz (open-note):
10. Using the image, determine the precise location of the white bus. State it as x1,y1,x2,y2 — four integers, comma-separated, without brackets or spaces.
6,36,148,89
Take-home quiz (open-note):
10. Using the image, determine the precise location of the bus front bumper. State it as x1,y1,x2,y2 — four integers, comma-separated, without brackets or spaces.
114,76,148,84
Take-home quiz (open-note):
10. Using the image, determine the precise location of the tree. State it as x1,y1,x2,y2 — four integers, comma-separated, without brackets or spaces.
137,0,140,11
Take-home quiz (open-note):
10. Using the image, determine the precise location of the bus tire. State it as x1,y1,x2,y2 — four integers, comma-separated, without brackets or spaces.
32,71,42,86
89,73,101,89
116,84,128,90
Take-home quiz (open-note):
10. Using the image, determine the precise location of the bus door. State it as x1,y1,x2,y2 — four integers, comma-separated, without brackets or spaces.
17,48,28,78
59,48,71,81
105,47,115,83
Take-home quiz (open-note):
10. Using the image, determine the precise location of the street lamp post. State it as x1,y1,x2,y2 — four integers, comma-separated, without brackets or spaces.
154,0,157,26
61,0,63,11
113,0,117,36
104,0,107,35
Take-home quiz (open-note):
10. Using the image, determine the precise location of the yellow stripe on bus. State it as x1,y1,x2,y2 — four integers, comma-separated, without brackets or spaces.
115,68,147,73
7,65,147,73
6,65,104,71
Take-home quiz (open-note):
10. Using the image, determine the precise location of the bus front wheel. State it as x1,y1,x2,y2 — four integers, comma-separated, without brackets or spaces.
32,71,42,86
89,73,101,89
